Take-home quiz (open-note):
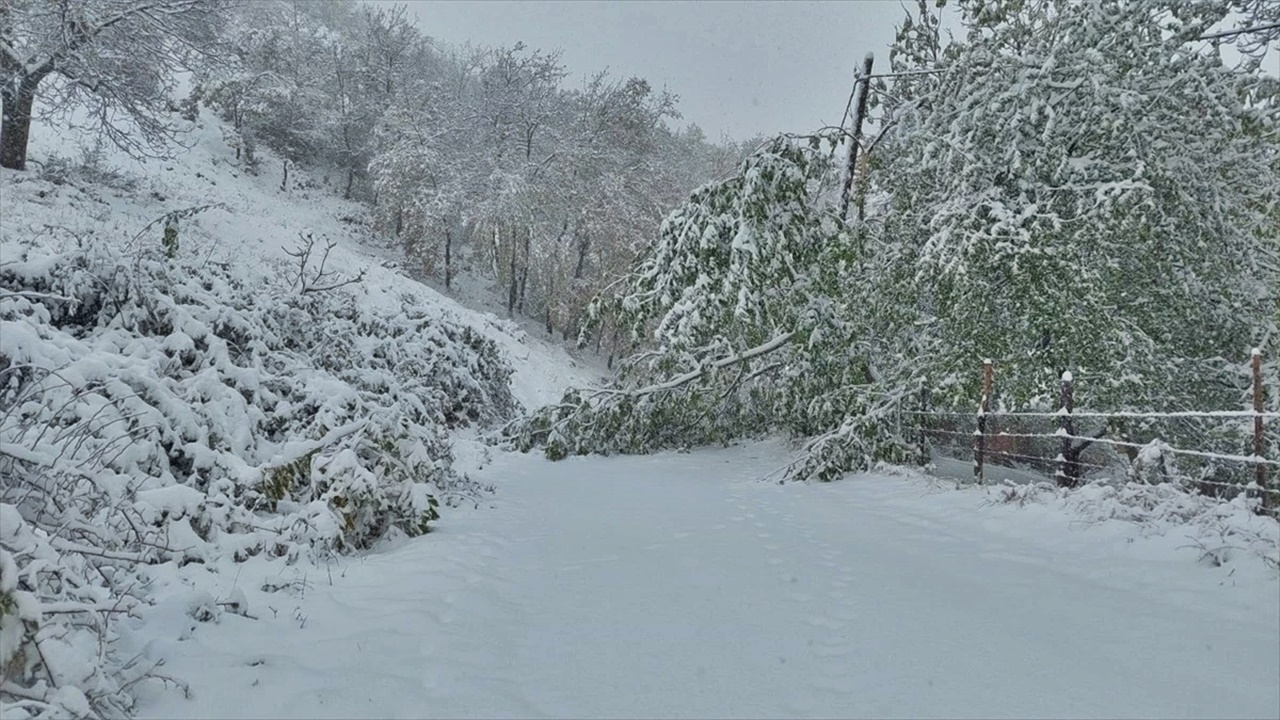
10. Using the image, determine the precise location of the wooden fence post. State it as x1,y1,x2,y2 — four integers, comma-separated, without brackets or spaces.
973,360,992,484
1253,348,1269,511
1055,370,1075,488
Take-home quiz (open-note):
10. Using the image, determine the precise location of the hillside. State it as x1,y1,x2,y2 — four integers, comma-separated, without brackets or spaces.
0,108,604,719
5,109,607,408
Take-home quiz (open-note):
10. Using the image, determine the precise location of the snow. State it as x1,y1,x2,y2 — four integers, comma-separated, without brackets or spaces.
5,98,1278,720
3,106,605,412
136,440,1280,720
2,104,608,718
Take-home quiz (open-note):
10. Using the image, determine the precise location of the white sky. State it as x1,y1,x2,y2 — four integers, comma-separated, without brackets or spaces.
388,1,915,142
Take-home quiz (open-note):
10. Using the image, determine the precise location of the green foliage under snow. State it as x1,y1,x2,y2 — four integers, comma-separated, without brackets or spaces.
512,0,1279,485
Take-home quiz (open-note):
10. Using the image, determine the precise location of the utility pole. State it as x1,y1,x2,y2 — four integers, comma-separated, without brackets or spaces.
839,53,874,222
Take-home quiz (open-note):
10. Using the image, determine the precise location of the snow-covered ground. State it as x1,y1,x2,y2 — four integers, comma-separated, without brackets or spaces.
137,440,1280,720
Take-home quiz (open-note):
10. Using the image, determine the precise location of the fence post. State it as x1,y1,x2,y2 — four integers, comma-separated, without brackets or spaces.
973,359,992,484
1254,348,1269,511
1055,370,1075,488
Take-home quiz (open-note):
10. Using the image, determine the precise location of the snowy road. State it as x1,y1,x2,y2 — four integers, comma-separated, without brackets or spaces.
140,442,1280,719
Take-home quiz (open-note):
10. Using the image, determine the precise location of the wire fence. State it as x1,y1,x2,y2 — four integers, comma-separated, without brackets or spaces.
904,350,1277,516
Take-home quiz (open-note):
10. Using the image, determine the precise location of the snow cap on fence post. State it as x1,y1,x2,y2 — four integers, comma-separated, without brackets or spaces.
1056,369,1077,488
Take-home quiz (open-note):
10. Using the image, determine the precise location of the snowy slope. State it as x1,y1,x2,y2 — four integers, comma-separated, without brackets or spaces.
1,109,604,719
4,108,606,409
136,441,1280,720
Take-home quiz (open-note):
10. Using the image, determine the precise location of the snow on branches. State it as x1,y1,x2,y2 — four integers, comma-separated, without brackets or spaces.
0,233,514,717
872,0,1280,413
511,134,914,477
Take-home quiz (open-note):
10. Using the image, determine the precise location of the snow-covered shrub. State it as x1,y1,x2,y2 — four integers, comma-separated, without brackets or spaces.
30,144,140,195
1129,440,1178,486
994,481,1060,508
991,480,1279,568
0,233,514,715
0,505,149,720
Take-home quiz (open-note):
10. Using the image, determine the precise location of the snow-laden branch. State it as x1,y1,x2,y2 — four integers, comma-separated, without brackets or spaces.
258,420,369,472
0,37,25,77
586,331,796,399
0,290,78,303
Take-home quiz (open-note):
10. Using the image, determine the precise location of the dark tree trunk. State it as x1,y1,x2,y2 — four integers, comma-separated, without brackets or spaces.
517,230,530,314
1,79,40,171
507,234,518,316
344,168,355,199
444,228,453,290
574,229,589,280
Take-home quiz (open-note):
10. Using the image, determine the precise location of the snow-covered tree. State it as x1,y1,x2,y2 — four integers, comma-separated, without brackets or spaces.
200,1,338,170
0,0,221,170
512,134,914,477
867,0,1279,414
516,0,1279,487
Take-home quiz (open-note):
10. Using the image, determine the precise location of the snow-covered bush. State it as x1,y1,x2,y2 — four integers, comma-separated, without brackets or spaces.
1129,440,1178,487
0,504,150,719
0,233,514,715
993,479,1279,569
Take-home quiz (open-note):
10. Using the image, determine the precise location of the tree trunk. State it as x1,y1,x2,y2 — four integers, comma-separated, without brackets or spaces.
507,233,518,316
517,230,530,314
444,228,453,290
574,229,589,280
1,79,40,171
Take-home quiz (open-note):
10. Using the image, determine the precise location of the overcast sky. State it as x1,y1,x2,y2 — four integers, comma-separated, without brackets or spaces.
388,1,917,142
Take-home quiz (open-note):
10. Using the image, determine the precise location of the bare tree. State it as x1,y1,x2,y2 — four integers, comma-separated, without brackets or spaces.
0,0,221,170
